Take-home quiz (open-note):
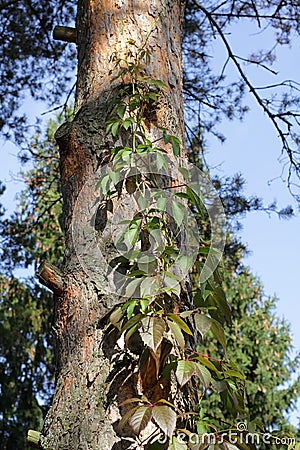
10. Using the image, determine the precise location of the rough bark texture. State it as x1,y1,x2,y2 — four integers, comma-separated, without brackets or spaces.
41,1,186,449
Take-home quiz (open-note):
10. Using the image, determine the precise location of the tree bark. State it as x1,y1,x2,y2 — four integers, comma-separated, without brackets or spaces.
41,1,186,449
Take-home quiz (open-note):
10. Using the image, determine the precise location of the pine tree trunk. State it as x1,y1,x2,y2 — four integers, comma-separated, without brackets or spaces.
41,1,186,449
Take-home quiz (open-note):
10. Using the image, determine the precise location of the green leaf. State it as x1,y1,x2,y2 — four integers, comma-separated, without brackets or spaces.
120,148,132,163
194,362,211,389
167,314,193,335
111,120,120,137
194,313,212,338
124,226,140,248
152,405,177,438
147,92,160,102
117,405,140,433
211,379,227,393
140,299,149,313
129,405,153,435
291,443,300,450
125,278,142,298
170,136,181,157
186,186,203,213
140,316,166,352
214,286,231,323
210,318,227,351
175,360,196,387
196,420,211,435
105,121,113,134
171,200,186,227
140,276,159,297
167,319,185,350
126,299,138,319
163,131,171,144
125,324,139,345
116,103,127,119
122,117,134,131
156,152,168,171
162,273,181,297
96,173,110,195
121,314,144,333
224,369,245,380
177,255,193,272
194,355,220,373
138,195,149,211
175,192,189,200
110,307,123,329
109,170,120,185
157,197,168,212
178,167,189,181
148,79,167,90
168,436,188,450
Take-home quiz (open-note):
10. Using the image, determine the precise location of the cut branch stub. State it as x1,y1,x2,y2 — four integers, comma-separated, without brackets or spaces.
37,260,64,295
27,430,42,449
53,26,77,43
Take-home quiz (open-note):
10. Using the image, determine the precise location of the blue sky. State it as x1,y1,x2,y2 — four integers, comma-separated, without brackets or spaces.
204,20,300,424
205,20,300,352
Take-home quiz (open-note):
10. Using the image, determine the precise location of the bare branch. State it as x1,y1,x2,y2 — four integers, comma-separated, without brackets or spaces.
210,13,299,21
192,0,300,178
234,55,278,75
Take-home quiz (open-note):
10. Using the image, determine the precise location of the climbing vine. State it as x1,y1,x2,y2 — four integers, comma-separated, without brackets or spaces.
97,36,250,449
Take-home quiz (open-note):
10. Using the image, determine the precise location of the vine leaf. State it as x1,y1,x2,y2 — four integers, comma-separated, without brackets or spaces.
177,254,193,272
194,313,212,338
152,405,177,438
125,278,142,298
167,314,193,336
211,379,227,394
195,355,219,373
224,369,245,380
121,313,144,333
96,172,110,194
156,196,168,212
117,405,140,433
167,319,185,349
163,273,181,297
111,121,120,137
170,136,181,157
116,103,127,119
194,362,211,389
163,131,181,157
140,316,166,352
210,318,227,351
128,405,153,435
171,200,186,227
175,360,196,387
126,299,138,319
140,277,159,297
110,307,123,330
156,152,168,171
168,436,188,450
